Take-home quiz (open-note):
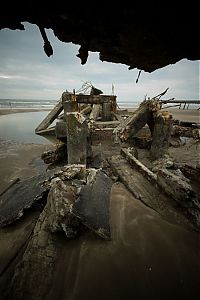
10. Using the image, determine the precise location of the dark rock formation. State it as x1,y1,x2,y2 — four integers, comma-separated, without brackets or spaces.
0,6,199,72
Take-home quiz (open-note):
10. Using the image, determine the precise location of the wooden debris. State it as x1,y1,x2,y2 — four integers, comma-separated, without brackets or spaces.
35,100,63,133
113,99,158,142
121,148,157,184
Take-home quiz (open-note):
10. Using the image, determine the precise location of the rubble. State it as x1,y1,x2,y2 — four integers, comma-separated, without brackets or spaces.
72,169,113,240
41,143,67,164
1,86,200,299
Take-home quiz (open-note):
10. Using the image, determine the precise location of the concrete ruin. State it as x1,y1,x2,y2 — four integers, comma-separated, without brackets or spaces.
0,86,200,299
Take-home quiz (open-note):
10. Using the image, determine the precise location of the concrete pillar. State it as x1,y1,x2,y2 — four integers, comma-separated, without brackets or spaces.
66,112,88,165
150,111,173,160
102,102,112,121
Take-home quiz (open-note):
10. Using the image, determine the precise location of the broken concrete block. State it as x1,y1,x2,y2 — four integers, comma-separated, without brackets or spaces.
72,170,113,240
41,143,67,164
47,180,81,238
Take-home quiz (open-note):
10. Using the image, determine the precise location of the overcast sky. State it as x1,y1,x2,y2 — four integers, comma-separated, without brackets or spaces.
0,22,199,105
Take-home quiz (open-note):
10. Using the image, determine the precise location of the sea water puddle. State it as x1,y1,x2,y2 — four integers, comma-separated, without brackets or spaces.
0,111,57,144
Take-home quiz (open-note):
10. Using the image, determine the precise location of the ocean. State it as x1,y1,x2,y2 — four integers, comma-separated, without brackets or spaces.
0,99,57,109
0,99,199,110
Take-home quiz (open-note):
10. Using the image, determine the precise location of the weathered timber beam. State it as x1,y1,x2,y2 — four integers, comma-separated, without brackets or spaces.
94,120,120,129
121,148,157,184
75,95,117,104
161,100,200,104
113,100,153,141
35,101,63,133
35,127,55,136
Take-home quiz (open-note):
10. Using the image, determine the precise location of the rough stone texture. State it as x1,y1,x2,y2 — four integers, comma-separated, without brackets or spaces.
152,156,175,173
72,169,113,240
0,7,199,72
6,179,81,300
46,179,81,238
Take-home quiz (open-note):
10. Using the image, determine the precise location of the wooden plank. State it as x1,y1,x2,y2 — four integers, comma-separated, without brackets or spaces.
35,127,55,136
75,94,116,104
121,148,157,184
35,101,63,132
113,100,152,141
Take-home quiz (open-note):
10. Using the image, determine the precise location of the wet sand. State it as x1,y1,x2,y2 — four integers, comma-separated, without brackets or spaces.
0,139,52,194
0,108,53,193
0,108,51,116
48,183,200,300
0,107,200,299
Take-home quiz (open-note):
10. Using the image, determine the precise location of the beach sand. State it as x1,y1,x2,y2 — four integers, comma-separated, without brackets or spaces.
0,108,200,299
